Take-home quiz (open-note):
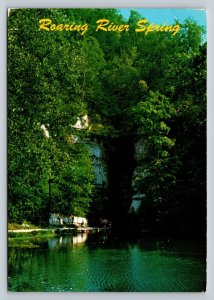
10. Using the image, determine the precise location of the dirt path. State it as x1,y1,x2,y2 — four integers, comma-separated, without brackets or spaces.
8,227,101,233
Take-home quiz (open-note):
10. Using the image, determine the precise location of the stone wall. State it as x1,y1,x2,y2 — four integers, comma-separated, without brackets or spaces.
49,213,88,227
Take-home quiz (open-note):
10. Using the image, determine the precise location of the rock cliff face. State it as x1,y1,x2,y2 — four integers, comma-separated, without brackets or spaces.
87,139,109,225
70,115,146,217
130,140,146,213
71,115,108,187
88,141,107,187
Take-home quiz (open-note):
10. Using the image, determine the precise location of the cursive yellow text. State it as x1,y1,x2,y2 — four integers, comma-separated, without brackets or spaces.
96,19,129,32
39,18,89,35
135,19,180,35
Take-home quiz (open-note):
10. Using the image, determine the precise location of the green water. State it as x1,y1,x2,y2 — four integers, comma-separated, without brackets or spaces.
8,232,206,292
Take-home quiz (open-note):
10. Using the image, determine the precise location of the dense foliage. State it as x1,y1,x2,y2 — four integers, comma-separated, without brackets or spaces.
8,9,206,234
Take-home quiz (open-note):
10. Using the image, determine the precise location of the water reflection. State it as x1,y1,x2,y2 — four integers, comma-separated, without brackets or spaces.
48,233,88,249
8,232,206,292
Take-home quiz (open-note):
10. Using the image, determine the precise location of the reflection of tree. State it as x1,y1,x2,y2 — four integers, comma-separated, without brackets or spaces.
48,233,88,250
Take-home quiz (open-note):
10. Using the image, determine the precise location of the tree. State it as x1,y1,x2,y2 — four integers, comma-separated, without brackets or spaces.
8,9,95,224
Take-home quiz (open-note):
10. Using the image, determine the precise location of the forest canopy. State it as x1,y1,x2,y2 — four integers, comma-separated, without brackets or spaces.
8,9,206,234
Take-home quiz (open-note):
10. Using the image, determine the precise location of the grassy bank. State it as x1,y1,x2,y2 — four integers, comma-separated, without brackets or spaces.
8,223,101,248
8,229,58,248
8,222,39,231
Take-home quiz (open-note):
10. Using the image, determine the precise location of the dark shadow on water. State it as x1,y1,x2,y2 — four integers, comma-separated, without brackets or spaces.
8,230,206,292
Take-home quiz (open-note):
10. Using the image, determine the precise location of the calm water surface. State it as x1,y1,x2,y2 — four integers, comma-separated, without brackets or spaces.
8,232,206,292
